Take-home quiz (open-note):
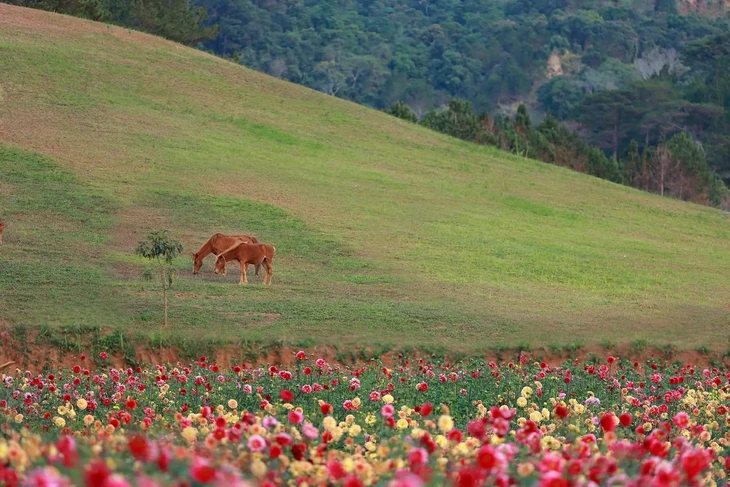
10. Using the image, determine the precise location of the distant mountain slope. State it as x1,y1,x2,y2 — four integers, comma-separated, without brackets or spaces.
1,4,729,351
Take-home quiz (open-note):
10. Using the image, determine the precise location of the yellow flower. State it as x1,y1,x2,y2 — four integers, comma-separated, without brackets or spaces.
323,416,337,432
251,460,267,478
14,414,23,424
411,428,426,439
349,424,362,436
541,408,550,421
352,398,361,408
438,415,454,433
77,398,88,410
517,397,528,408
57,406,67,416
529,411,543,423
521,387,533,398
365,414,376,425
396,419,409,430
181,426,198,442
383,394,394,404
54,417,66,428
228,399,238,409
331,427,344,441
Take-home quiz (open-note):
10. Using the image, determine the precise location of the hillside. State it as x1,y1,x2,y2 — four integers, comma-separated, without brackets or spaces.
1,4,730,354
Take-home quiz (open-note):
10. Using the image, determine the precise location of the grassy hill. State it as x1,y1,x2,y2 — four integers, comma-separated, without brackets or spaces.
1,4,729,355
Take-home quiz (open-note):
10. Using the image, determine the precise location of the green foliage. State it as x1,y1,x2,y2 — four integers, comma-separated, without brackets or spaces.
7,0,218,45
135,230,183,265
5,0,110,20
135,230,183,327
420,99,480,141
386,101,418,124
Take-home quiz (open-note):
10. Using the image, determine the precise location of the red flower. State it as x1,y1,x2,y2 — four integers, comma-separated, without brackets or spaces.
600,414,616,432
83,460,111,487
554,405,568,419
288,410,304,424
420,403,433,417
128,435,153,462
215,416,227,429
327,461,347,480
343,476,365,487
477,445,497,470
98,352,108,360
279,389,294,402
291,443,307,461
190,458,216,483
447,429,463,443
73,365,81,374
417,382,428,392
619,413,632,427
681,449,711,480
607,356,616,364
320,403,333,415
296,351,306,360
125,398,137,411
269,445,282,459
467,419,487,439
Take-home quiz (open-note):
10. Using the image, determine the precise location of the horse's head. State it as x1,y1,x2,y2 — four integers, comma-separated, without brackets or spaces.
192,252,202,274
214,255,227,275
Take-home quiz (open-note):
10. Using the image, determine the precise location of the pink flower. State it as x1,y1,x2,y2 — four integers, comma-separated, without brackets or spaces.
242,384,252,394
247,435,266,452
673,412,690,429
388,471,424,487
104,476,132,487
21,467,72,487
408,447,428,467
301,423,319,440
262,416,278,429
381,404,395,418
296,351,306,360
370,391,381,402
316,358,326,368
301,384,312,394
288,410,304,424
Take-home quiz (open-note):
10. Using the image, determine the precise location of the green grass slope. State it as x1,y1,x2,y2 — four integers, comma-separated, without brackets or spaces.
1,4,729,353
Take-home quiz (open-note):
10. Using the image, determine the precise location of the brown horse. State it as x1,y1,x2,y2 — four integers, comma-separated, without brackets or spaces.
192,233,259,275
0,221,4,245
215,242,275,285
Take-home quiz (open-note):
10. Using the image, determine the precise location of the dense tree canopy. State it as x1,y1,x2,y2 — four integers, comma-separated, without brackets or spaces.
193,0,730,183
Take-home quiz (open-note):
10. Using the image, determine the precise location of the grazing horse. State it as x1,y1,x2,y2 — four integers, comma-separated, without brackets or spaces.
214,242,275,285
0,221,4,245
193,233,259,275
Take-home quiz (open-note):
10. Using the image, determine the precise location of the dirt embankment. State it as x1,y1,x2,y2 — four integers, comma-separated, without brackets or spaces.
0,329,726,373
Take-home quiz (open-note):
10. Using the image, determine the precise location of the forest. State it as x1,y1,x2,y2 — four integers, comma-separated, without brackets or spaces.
6,0,730,207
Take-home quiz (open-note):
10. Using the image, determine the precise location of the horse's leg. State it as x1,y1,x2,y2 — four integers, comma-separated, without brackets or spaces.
255,264,261,276
265,260,273,285
239,264,245,285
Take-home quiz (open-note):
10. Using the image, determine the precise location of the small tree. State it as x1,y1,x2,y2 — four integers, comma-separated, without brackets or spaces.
135,230,183,327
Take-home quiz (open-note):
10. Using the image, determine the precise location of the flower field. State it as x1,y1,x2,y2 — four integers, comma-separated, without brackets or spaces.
1,353,729,486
